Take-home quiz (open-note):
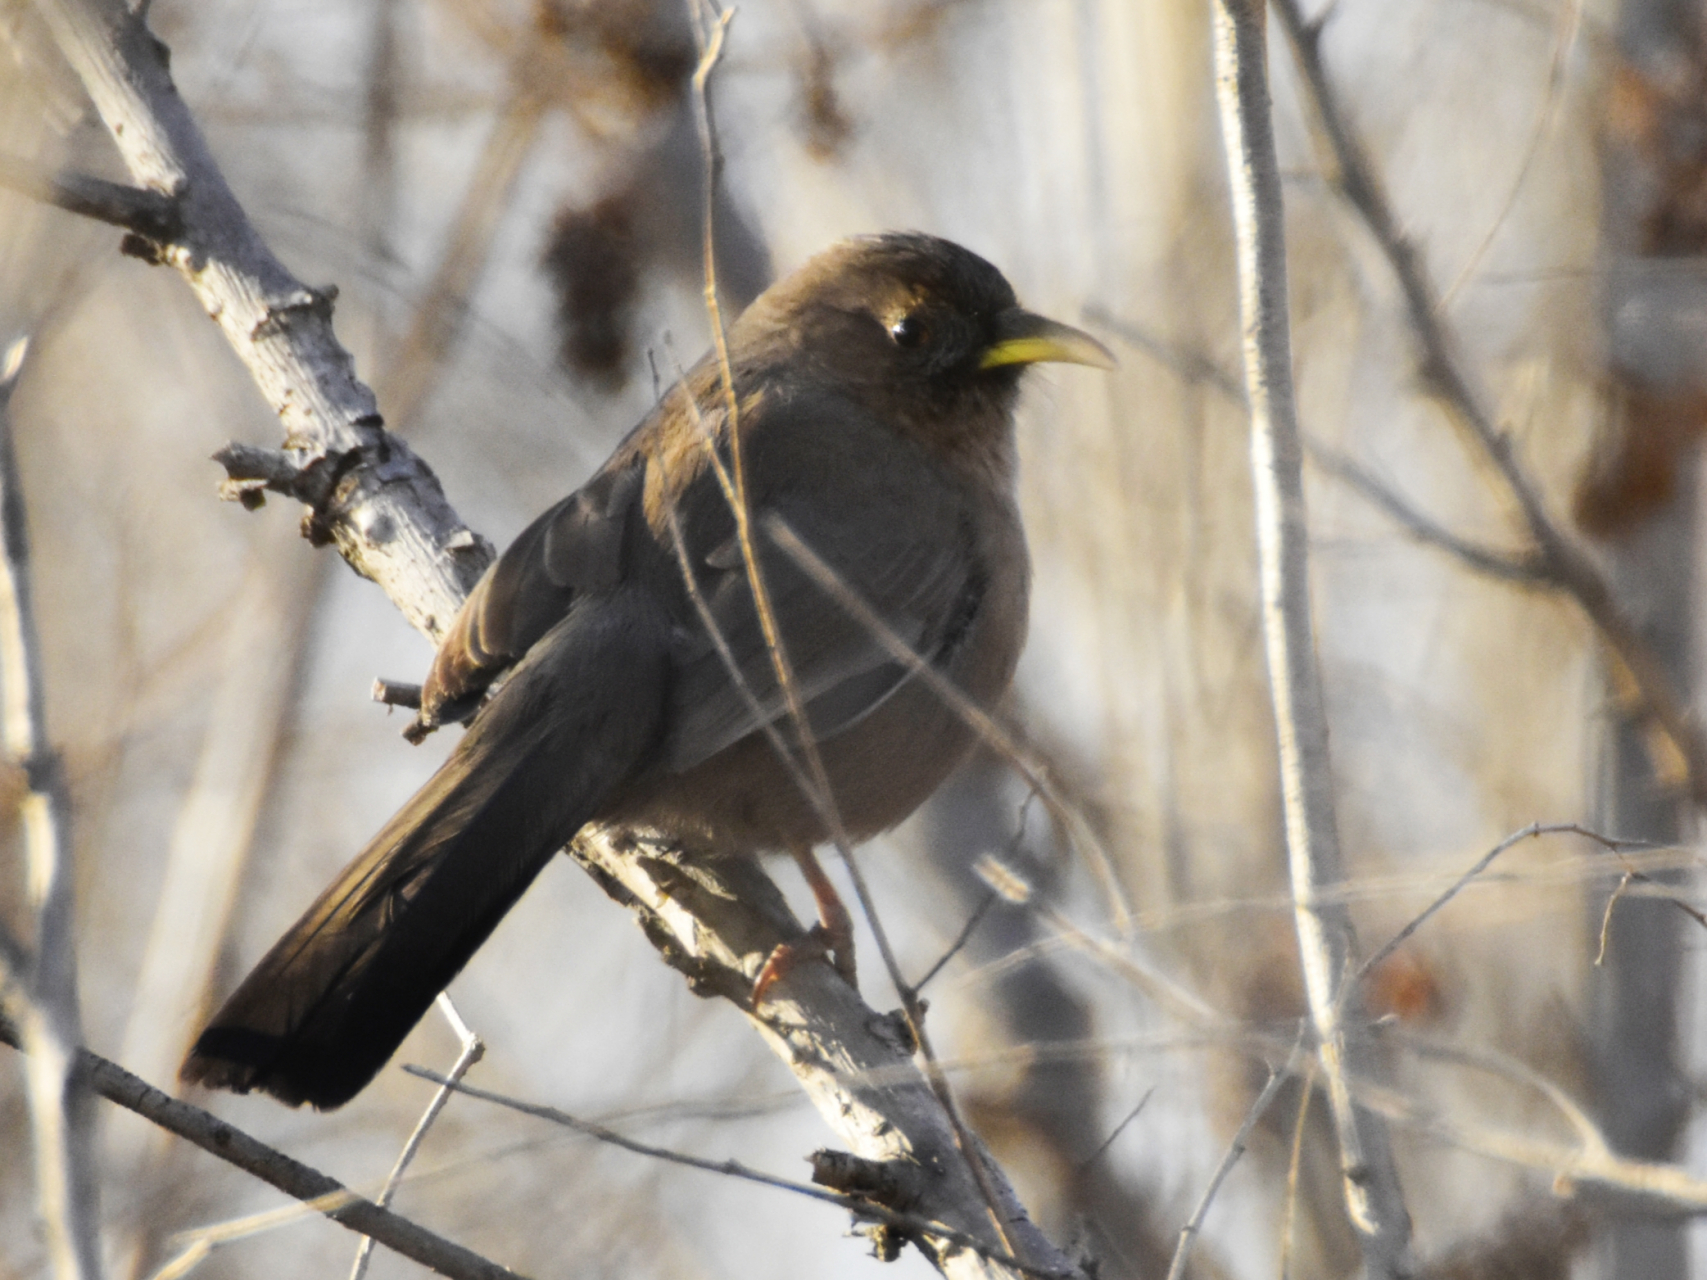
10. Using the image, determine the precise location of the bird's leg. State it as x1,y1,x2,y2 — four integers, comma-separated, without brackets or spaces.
752,845,858,1004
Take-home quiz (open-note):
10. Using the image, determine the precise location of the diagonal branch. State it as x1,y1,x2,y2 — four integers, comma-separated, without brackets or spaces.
31,0,493,643
0,1019,523,1280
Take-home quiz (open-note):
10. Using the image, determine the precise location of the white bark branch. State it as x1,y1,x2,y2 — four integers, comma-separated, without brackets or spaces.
1209,1,1415,1274
30,0,493,644
569,827,1075,1280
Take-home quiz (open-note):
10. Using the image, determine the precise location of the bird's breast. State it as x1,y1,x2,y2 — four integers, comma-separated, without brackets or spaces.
604,488,1029,853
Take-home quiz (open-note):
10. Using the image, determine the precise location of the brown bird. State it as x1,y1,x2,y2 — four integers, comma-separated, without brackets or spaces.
182,233,1114,1109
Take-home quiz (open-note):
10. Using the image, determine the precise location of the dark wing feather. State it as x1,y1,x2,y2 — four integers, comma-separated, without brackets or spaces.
422,460,644,725
662,396,975,772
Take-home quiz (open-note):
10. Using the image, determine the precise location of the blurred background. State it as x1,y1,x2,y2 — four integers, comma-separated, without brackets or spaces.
1,0,1703,1275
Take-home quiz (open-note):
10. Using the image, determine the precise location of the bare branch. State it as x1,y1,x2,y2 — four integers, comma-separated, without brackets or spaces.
0,150,179,239
1086,310,1551,587
569,824,1080,1280
1304,440,1549,585
1210,1,1414,1272
33,0,493,642
1353,823,1628,995
1165,1030,1307,1280
0,1023,520,1280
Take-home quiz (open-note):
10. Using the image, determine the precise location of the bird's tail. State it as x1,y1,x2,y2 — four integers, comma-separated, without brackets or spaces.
181,594,667,1109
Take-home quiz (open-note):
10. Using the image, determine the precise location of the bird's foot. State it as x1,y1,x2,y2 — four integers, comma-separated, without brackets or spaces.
752,922,856,1006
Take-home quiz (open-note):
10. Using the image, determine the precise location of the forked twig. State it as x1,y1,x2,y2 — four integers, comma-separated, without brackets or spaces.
349,997,485,1280
1352,823,1638,996
1164,1028,1307,1280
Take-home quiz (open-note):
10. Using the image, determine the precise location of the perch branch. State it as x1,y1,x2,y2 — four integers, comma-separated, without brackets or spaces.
32,0,493,643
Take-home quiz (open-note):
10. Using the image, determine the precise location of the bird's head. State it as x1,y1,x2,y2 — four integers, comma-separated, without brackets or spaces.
730,233,1114,465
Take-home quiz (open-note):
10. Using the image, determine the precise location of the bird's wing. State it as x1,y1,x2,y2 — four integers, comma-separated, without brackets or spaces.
662,402,979,772
421,458,645,724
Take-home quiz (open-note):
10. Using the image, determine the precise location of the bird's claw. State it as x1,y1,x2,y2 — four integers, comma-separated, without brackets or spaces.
752,923,857,1006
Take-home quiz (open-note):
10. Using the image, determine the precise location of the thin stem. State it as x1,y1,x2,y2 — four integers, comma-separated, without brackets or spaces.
406,1069,1074,1280
0,337,103,1280
683,3,1021,1257
1164,1030,1306,1280
349,996,485,1280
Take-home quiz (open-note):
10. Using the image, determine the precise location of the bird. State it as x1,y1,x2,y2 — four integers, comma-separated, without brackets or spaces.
181,232,1114,1109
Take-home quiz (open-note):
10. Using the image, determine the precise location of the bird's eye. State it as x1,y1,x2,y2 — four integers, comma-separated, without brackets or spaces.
888,314,928,349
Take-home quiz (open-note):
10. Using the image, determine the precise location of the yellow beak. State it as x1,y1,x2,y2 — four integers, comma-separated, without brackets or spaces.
980,309,1117,371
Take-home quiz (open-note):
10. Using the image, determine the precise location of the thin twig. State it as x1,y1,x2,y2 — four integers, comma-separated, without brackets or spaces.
1210,1,1413,1272
1164,1029,1307,1280
1596,872,1633,966
0,336,103,1280
405,1068,1075,1280
682,3,1022,1258
349,999,486,1280
1278,1056,1316,1280
1088,308,1551,587
764,517,1133,932
1075,1087,1155,1175
0,1025,523,1280
914,891,999,995
1353,823,1631,995
1304,441,1548,585
376,76,549,431
1438,0,1585,308
1610,860,1707,933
